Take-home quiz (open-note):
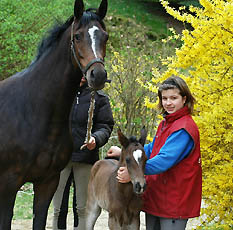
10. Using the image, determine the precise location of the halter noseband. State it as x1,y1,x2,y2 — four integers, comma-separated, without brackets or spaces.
70,21,105,75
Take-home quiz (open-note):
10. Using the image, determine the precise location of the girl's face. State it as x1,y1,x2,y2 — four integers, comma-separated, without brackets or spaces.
161,88,186,114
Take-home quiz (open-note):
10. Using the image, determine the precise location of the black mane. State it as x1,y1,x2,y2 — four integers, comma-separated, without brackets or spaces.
34,9,105,63
34,16,74,62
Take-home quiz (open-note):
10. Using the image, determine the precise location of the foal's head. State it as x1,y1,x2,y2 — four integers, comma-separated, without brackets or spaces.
118,128,147,195
72,0,109,90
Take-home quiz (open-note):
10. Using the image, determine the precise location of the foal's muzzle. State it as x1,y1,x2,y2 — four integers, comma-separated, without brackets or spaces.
134,181,147,195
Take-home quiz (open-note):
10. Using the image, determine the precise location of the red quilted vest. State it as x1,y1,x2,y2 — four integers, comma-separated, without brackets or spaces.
142,106,202,219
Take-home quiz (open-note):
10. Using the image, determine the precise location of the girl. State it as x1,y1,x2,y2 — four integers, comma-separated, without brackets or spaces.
107,76,202,230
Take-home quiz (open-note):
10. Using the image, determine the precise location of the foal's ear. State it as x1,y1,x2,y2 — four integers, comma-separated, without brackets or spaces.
74,0,84,22
96,0,108,20
117,129,129,149
139,126,147,146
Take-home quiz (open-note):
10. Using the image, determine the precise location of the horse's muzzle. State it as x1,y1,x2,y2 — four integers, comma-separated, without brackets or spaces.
87,67,109,90
134,181,147,195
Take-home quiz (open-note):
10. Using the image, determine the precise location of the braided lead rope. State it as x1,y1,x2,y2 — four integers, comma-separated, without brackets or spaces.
80,90,96,150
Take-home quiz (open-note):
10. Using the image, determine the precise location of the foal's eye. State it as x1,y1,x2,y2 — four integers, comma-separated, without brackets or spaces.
75,33,81,41
126,158,131,164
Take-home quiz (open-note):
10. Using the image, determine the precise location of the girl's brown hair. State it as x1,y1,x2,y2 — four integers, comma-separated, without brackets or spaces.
157,76,196,114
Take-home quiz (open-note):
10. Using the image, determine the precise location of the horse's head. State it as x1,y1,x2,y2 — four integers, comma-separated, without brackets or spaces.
118,127,147,195
71,0,109,90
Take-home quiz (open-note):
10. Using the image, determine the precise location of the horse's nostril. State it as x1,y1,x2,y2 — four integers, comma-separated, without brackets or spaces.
90,69,95,78
135,182,142,193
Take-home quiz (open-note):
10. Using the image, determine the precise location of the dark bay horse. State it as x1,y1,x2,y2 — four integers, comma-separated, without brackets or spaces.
0,0,109,229
86,128,147,230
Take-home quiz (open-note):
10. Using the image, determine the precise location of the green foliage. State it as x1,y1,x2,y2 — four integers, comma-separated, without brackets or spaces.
147,0,233,228
103,15,178,140
146,0,200,6
0,0,75,79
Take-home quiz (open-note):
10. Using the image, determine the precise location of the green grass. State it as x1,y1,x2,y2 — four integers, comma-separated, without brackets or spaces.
13,184,33,220
86,0,168,35
14,183,75,220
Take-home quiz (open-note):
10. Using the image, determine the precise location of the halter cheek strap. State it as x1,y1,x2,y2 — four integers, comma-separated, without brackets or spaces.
70,21,105,75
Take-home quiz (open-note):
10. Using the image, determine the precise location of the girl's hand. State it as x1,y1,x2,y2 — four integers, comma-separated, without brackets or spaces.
117,167,131,183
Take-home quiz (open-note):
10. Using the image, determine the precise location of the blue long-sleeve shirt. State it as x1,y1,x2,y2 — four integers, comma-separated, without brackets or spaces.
144,129,194,175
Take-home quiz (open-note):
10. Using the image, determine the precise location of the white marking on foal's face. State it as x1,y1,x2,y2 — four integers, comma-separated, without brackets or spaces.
88,26,99,58
133,149,142,165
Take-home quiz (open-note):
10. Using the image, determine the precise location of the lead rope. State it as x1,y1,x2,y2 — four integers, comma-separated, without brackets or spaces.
80,90,96,150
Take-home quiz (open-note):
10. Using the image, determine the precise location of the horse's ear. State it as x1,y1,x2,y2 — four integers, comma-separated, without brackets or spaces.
96,0,108,20
139,126,147,146
74,0,84,22
117,129,129,149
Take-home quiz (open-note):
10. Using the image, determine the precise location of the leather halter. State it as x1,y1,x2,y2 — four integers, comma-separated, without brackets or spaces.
70,21,105,75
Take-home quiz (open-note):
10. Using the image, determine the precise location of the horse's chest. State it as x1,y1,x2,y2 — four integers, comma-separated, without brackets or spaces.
36,137,72,166
24,131,72,179
124,195,142,213
110,192,142,215
112,197,141,228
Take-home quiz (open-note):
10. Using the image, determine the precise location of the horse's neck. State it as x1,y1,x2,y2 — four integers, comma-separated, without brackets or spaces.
32,35,80,94
118,156,127,169
25,32,81,119
119,152,126,166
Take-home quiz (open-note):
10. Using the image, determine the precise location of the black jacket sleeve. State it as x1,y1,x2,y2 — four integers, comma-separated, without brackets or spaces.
91,91,114,148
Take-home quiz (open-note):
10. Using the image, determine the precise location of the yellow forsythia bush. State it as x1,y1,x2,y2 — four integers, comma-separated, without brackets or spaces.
145,0,233,228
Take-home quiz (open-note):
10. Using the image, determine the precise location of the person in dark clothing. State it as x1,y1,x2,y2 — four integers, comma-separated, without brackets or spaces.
52,77,114,230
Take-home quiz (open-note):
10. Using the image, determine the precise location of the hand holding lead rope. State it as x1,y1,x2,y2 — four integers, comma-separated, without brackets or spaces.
80,90,96,150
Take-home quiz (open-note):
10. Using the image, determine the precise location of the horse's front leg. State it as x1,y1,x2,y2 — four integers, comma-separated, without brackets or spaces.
0,173,22,230
32,174,60,230
0,189,18,230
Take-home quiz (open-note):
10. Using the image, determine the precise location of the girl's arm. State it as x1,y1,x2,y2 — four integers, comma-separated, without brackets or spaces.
145,129,194,175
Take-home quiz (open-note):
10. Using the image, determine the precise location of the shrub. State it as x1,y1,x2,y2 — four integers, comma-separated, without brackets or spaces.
145,0,233,228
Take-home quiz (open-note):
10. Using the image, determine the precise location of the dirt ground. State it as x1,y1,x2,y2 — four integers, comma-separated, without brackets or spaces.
12,210,201,229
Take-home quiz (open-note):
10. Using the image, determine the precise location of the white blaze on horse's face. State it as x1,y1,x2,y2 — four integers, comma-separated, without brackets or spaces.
133,149,142,165
88,26,99,58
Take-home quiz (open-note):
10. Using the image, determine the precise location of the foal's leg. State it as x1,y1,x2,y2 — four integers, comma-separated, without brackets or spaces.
127,215,140,230
108,214,121,230
32,175,60,230
85,200,102,230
